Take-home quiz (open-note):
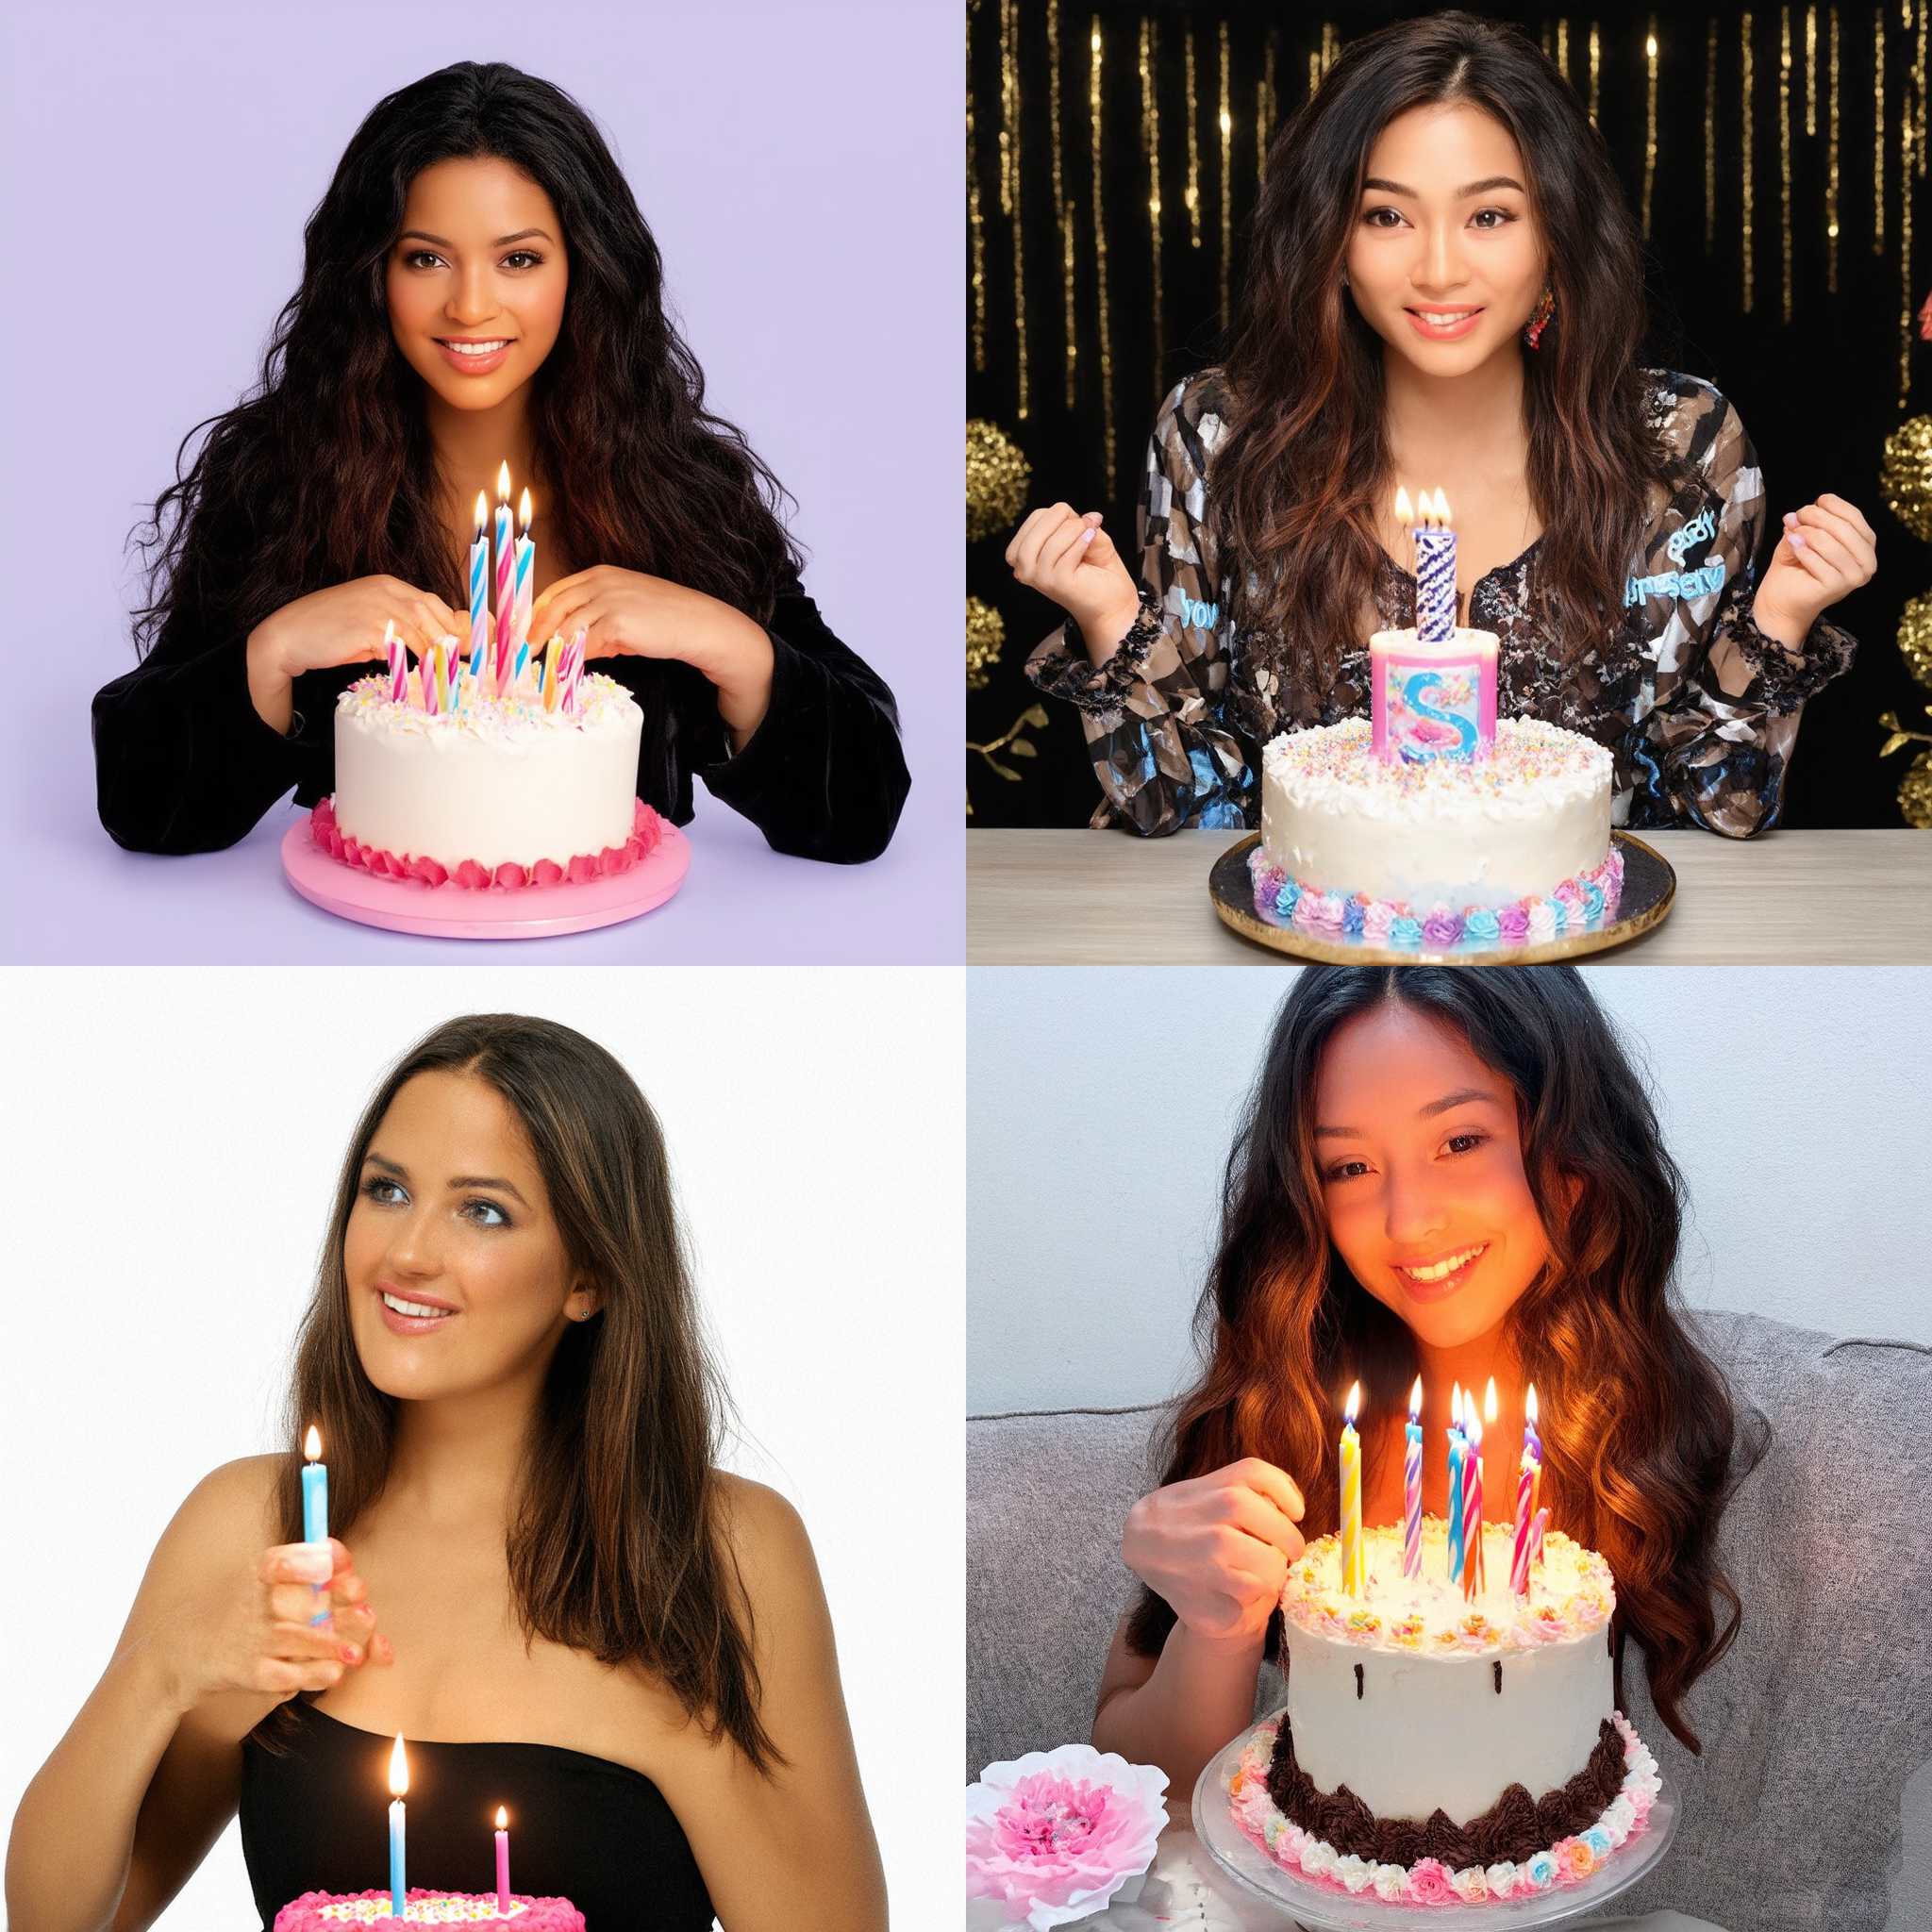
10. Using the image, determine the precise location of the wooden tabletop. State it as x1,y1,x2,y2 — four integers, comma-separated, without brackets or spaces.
967,828,1932,964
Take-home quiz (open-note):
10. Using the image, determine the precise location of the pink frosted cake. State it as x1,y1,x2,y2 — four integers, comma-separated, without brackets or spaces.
310,652,665,891
1225,1518,1662,1906
272,1889,584,1929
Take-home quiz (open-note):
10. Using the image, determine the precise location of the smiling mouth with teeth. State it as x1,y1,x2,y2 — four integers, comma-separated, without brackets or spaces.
1395,1242,1488,1284
381,1291,456,1319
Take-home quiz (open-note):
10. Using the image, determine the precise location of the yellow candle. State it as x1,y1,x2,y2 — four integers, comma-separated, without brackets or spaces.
1340,1381,1363,1596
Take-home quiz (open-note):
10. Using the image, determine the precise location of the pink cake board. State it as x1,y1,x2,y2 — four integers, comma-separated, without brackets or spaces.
280,820,691,941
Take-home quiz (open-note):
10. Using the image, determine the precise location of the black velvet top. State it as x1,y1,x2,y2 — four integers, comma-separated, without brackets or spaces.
239,1699,714,1931
92,575,909,865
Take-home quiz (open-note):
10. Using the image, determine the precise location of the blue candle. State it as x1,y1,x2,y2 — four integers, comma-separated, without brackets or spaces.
301,1426,330,1627
389,1736,408,1921
1445,1384,1467,1584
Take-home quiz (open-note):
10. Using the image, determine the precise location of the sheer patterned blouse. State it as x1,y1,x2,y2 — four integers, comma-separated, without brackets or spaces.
1024,365,1857,838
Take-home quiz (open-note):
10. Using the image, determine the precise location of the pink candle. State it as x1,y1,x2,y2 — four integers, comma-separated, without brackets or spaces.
494,1807,509,1914
1402,1375,1423,1580
513,489,534,652
1527,1506,1549,1572
1460,1403,1485,1600
493,460,515,691
1509,1447,1537,1595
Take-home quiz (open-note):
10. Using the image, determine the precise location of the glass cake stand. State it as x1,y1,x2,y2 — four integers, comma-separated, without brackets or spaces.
1191,1716,1679,1931
1207,831,1675,965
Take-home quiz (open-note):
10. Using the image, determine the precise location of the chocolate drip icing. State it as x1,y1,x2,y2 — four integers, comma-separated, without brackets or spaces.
1492,1660,1503,1694
1264,1713,1625,1868
1354,1663,1364,1700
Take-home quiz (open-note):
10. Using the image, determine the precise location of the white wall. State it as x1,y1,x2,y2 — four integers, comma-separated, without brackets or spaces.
2,966,962,1931
968,966,1930,1415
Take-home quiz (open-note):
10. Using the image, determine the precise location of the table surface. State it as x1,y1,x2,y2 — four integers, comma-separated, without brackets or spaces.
966,829,1932,965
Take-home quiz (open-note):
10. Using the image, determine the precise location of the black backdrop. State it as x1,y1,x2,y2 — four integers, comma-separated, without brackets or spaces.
965,0,1930,828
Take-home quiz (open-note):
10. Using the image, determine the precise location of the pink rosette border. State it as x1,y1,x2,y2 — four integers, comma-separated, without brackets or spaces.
309,796,664,892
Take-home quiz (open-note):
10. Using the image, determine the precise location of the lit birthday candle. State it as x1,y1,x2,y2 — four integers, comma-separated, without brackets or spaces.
1525,1384,1544,1567
468,491,491,679
1461,1395,1486,1601
495,1806,510,1916
384,621,407,706
1445,1383,1467,1585
389,1736,408,1922
1510,1437,1538,1596
301,1426,329,1627
1413,486,1457,643
493,461,515,692
513,489,534,653
1339,1381,1363,1597
1402,1375,1423,1579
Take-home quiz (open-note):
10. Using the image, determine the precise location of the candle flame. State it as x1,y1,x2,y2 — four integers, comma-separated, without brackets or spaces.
495,1805,508,1830
1525,1384,1539,1424
496,459,511,503
304,1424,322,1461
474,490,489,535
1484,1376,1498,1424
518,488,532,531
389,1734,409,1797
1450,1380,1462,1427
1343,1380,1360,1425
1466,1403,1484,1448
1408,1374,1423,1419
1432,485,1453,524
1393,485,1414,525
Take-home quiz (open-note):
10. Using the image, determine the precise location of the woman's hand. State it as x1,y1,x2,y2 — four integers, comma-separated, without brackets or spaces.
1754,493,1877,648
525,566,775,744
246,576,465,734
1121,1457,1306,1647
1005,504,1143,664
154,1536,393,1716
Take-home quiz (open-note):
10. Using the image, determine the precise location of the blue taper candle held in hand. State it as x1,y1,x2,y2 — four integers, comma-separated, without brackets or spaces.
301,1425,330,1627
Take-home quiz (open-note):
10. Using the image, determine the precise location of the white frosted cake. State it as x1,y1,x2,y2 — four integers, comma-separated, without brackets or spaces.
1225,1519,1662,1905
1247,715,1623,948
312,666,663,891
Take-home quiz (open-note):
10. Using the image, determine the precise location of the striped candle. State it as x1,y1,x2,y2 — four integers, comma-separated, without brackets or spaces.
468,491,491,672
493,461,515,691
1509,1447,1537,1594
385,622,407,705
1527,1507,1550,1573
1402,1375,1423,1580
541,640,560,712
1413,487,1457,643
513,489,534,651
1339,1382,1363,1597
1445,1383,1466,1585
419,651,436,715
1461,1402,1486,1601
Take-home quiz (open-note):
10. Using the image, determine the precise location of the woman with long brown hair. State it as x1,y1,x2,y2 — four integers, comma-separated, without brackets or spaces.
93,60,908,865
1094,965,1764,1831
1007,9,1872,838
8,1014,886,1931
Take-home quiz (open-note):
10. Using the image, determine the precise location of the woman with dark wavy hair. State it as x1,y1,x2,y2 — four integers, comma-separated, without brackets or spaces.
93,61,908,865
1008,9,1872,838
9,1015,886,1931
1094,966,1765,1823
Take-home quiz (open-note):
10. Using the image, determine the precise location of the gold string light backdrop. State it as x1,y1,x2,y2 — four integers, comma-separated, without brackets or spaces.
965,0,1931,829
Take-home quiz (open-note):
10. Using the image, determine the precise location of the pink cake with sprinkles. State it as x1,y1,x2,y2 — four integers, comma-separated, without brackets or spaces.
1224,1519,1662,1907
272,1888,584,1929
312,643,664,892
1249,715,1622,948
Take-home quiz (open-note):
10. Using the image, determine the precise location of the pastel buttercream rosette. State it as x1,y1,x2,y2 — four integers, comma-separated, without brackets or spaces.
966,1743,1168,1930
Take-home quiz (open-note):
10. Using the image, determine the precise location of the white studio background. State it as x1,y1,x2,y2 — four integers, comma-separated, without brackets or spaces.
968,964,1932,1416
0,965,964,1930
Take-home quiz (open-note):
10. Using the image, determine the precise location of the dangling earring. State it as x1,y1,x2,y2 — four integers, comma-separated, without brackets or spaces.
1524,283,1556,350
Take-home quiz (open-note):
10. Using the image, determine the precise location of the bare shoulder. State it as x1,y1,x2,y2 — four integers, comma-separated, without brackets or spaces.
711,1473,819,1605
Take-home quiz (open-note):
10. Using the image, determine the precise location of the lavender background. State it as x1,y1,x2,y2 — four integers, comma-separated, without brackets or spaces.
0,0,960,963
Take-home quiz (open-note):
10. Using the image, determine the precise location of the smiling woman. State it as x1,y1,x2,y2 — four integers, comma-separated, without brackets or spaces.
6,1012,889,1932
93,61,908,868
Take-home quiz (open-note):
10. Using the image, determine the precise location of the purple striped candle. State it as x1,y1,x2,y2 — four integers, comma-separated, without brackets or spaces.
1413,487,1457,643
1403,1376,1423,1580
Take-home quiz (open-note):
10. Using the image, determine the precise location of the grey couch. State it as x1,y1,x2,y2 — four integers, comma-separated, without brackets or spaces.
967,1312,1931,1932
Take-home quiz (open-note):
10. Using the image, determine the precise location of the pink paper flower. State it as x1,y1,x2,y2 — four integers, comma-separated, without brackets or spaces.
1555,1834,1598,1882
966,1744,1168,1930
1408,1857,1454,1904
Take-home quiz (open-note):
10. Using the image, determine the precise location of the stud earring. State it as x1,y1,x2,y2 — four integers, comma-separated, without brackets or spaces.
1524,283,1556,349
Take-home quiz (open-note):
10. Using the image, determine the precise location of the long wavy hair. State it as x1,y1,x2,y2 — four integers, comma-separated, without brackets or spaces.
247,1013,781,1775
1210,10,1700,685
130,61,803,668
1125,967,1766,1754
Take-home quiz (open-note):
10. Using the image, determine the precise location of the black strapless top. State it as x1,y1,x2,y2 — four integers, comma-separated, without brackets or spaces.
240,1698,714,1930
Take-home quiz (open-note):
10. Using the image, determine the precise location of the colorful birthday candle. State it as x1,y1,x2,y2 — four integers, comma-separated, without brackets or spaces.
494,1807,510,1916
513,489,534,652
1414,486,1457,643
1510,1441,1538,1596
1525,1384,1544,1566
541,638,560,712
301,1425,329,1627
1461,1394,1488,1601
389,1736,408,1922
1339,1382,1363,1597
468,491,491,677
1445,1383,1467,1584
1402,1375,1423,1580
493,460,515,691
384,621,407,705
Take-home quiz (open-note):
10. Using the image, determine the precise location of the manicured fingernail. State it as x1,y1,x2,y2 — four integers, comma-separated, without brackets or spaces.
340,1644,361,1663
1081,529,1096,544
1790,532,1807,547
1783,511,1795,524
